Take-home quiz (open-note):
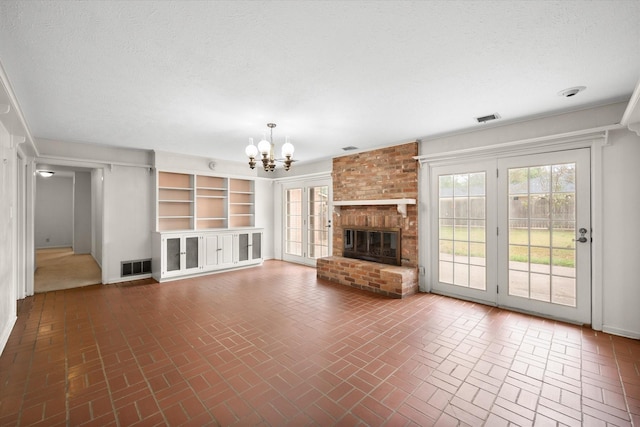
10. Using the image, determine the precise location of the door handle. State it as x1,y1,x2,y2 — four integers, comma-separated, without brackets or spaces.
573,228,589,243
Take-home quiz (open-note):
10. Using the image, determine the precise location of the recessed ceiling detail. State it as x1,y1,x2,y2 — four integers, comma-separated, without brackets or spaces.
558,86,587,98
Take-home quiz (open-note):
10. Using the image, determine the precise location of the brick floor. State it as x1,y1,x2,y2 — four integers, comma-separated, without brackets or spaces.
1,260,638,426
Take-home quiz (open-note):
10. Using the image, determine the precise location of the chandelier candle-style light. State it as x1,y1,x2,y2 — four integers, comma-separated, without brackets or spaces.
245,123,294,172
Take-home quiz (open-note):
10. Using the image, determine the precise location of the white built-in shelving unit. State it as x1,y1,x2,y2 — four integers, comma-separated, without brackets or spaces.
157,171,255,231
153,171,262,282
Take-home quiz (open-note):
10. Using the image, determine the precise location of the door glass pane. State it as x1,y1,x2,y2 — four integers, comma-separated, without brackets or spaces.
185,236,199,269
439,172,486,289
285,188,303,256
507,163,577,307
166,237,181,272
307,186,329,259
238,233,249,262
252,233,261,259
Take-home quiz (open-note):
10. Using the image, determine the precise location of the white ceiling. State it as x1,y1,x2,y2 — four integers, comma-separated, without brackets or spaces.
1,1,639,165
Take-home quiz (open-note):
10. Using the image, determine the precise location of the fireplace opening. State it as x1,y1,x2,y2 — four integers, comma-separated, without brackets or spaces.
343,227,401,266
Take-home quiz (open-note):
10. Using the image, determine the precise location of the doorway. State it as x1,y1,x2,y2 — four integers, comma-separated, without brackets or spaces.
283,179,332,267
430,148,591,324
34,166,102,292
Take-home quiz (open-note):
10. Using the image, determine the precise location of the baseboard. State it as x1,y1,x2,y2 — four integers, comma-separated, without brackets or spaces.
0,315,17,357
602,325,640,340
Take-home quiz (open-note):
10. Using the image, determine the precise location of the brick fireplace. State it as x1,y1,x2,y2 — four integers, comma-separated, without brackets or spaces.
317,142,419,298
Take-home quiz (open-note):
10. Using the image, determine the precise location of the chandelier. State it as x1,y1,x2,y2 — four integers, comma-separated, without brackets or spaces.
245,123,294,172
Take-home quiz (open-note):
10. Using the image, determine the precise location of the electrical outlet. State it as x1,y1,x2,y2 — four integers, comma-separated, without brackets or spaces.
46,238,50,242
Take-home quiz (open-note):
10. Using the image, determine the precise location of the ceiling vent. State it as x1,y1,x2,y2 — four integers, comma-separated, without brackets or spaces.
342,146,358,151
475,113,501,124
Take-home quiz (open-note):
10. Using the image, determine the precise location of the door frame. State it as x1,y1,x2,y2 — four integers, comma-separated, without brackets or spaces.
280,176,333,267
418,132,608,328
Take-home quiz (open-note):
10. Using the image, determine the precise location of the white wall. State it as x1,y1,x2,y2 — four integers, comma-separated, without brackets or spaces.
102,165,153,283
600,129,640,338
253,178,274,260
420,102,627,155
418,101,640,338
0,122,17,354
270,157,332,179
34,174,73,248
73,171,91,254
92,168,103,266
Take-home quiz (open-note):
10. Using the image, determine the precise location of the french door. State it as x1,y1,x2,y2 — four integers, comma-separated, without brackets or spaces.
431,148,591,324
283,179,332,266
431,159,497,303
497,149,591,324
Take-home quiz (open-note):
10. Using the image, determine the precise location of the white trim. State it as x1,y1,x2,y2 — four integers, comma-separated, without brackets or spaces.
602,325,640,340
589,134,608,331
37,154,152,170
272,171,332,183
0,61,39,157
156,164,269,181
621,78,640,131
0,315,17,356
333,198,416,218
418,161,429,292
415,125,621,164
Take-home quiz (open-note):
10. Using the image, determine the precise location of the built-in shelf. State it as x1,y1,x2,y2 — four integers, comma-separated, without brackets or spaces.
332,198,417,218
157,171,255,231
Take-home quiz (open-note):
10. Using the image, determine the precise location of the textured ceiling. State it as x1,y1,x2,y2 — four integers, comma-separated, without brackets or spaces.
0,1,639,165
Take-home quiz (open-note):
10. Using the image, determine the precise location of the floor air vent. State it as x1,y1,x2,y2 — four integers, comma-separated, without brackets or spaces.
121,259,152,277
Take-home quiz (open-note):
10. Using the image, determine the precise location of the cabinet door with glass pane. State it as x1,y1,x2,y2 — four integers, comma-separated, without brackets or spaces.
236,231,263,265
161,233,201,277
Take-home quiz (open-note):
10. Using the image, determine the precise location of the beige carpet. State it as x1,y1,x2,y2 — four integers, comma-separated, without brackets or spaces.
35,247,102,293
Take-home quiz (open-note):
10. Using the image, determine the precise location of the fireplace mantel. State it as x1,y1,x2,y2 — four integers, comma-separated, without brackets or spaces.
333,198,416,218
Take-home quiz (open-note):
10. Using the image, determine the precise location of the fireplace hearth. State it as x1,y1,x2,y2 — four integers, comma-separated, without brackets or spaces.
343,228,401,266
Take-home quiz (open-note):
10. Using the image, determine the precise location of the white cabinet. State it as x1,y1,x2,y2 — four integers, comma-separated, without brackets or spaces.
236,231,262,265
152,229,263,282
203,233,234,271
158,233,201,278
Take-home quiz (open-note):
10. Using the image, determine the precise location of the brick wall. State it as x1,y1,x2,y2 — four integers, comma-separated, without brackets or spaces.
332,142,419,267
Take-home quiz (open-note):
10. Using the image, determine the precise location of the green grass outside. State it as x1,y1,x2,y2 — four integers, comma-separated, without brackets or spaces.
439,226,575,268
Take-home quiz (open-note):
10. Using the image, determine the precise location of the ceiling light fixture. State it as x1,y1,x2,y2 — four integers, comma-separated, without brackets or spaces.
37,170,55,178
245,123,294,172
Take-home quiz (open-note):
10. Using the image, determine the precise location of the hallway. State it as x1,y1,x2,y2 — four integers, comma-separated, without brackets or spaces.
35,247,101,293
